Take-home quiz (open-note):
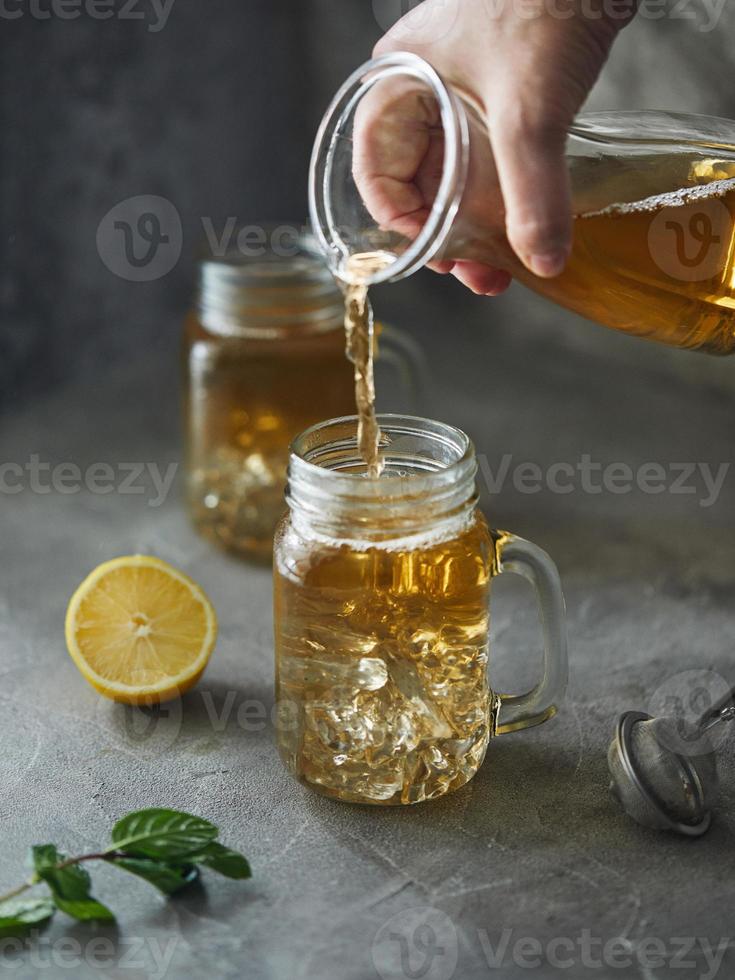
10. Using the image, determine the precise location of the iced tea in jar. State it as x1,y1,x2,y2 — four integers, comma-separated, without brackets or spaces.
274,416,568,805
183,230,355,560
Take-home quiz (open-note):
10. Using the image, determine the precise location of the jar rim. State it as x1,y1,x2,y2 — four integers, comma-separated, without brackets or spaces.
290,414,475,489
196,224,345,339
287,415,478,543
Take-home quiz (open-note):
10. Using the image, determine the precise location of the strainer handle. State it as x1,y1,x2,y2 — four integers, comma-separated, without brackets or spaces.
492,532,568,735
696,686,735,734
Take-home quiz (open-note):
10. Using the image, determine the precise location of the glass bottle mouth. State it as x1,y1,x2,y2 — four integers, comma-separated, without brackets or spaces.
197,224,344,339
287,415,478,545
308,53,469,287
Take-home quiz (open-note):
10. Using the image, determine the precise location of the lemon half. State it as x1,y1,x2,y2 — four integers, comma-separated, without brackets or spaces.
65,555,217,704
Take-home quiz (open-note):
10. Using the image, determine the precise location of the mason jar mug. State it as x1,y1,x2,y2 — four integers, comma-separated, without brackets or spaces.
274,416,568,805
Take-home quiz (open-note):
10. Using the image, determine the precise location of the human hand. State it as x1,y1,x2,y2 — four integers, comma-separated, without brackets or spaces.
355,0,635,294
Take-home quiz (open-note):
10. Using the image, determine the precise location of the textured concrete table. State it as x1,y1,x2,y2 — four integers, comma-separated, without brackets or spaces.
2,287,734,980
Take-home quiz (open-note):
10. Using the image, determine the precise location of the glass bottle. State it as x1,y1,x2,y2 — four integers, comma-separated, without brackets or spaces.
274,415,568,805
309,53,735,355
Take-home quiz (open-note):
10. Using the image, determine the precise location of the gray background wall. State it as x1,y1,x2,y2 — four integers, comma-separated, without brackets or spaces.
3,0,735,412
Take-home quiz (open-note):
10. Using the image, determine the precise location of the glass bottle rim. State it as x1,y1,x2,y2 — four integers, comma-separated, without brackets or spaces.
308,52,470,287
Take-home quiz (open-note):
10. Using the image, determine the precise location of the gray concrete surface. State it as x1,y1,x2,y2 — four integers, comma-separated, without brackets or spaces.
2,285,734,980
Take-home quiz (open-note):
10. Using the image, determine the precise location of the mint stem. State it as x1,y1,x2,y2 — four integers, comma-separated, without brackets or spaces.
0,878,38,905
55,852,124,871
0,852,126,907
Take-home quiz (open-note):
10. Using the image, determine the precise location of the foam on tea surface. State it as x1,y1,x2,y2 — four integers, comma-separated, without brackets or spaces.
584,174,735,219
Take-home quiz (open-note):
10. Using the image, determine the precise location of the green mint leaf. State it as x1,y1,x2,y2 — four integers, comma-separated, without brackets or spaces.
109,809,217,860
31,845,113,922
33,845,92,900
0,898,56,937
191,842,251,880
30,844,61,875
110,858,199,896
51,897,114,922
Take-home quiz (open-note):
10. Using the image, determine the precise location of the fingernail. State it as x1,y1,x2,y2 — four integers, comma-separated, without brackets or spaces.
528,250,568,279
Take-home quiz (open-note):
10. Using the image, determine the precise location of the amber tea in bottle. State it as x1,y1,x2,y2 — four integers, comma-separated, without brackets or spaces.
516,155,735,353
310,54,735,355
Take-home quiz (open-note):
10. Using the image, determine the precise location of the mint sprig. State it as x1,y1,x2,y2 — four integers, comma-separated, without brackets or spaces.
0,808,251,936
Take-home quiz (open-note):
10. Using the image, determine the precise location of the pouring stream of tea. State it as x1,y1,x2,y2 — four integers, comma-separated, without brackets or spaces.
340,252,392,478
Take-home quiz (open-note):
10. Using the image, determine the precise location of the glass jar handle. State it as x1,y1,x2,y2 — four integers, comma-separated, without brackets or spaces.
492,532,568,735
375,323,431,416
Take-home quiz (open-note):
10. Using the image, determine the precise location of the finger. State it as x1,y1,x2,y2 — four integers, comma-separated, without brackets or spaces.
452,262,512,296
427,259,457,274
488,103,573,279
352,79,442,235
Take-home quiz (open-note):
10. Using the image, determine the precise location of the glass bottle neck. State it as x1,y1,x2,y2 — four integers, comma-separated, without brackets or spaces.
286,416,478,547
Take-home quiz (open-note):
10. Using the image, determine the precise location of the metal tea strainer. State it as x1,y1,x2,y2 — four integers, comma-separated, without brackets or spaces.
608,687,735,836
